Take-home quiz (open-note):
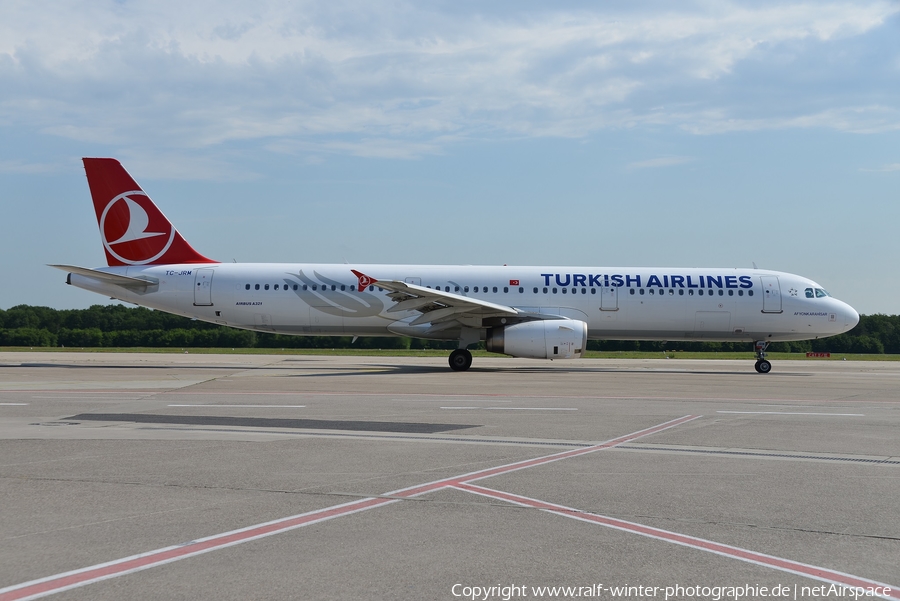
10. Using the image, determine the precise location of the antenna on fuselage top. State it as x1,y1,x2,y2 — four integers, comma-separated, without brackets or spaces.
752,262,758,269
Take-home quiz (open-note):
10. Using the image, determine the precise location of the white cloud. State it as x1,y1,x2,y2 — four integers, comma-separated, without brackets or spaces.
0,0,897,170
859,163,900,172
0,159,57,174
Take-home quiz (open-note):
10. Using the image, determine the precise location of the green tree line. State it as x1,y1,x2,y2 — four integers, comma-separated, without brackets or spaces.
0,304,897,354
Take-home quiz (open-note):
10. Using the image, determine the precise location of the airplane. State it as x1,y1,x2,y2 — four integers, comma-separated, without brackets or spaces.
51,158,860,373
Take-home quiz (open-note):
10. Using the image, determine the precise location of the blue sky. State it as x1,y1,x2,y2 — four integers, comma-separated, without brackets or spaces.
1,0,898,314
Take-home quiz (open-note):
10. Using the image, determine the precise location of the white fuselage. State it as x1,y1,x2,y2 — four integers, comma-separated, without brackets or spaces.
69,263,860,344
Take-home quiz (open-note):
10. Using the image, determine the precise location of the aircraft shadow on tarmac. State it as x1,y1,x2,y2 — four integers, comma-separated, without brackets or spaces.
2,361,811,377
8,363,248,370
281,364,812,377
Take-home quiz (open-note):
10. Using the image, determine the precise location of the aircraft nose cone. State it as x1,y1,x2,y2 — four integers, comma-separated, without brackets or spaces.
846,305,860,329
834,300,859,333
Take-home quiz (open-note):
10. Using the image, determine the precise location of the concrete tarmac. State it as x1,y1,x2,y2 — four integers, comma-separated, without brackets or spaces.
0,352,898,600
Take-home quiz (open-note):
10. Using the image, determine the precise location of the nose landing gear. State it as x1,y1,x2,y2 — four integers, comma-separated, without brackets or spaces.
754,341,772,373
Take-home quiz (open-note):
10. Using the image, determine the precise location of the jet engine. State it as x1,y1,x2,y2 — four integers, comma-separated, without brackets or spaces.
485,319,588,360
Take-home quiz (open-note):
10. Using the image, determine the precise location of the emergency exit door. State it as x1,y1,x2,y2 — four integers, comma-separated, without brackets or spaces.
600,286,618,311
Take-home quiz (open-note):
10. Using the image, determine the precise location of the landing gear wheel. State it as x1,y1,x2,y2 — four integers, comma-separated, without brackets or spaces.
754,359,772,374
449,349,473,372
753,341,772,374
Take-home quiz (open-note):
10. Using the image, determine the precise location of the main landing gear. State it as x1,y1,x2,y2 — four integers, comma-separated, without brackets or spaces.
449,349,473,372
449,328,479,372
754,341,772,374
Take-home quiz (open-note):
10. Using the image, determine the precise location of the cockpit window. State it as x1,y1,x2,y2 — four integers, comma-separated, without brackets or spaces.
805,288,814,298
815,288,829,298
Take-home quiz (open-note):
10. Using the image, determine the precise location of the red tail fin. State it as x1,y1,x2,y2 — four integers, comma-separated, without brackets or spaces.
83,158,217,267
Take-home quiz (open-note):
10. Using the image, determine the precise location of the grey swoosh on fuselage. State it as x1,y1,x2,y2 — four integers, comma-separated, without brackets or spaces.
285,270,386,318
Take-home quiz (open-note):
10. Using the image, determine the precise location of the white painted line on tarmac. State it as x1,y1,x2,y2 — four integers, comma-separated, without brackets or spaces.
30,396,143,400
486,407,577,411
392,398,512,403
717,411,864,416
0,403,28,406
441,407,577,411
167,404,306,408
2,391,152,395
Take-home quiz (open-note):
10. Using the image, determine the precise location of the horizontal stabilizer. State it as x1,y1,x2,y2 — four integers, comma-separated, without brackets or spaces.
48,265,158,289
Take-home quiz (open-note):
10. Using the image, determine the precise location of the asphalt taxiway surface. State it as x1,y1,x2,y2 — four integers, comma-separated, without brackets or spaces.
0,353,898,600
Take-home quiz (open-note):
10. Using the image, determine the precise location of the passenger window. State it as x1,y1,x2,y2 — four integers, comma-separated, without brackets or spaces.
552,288,558,294
689,289,694,296
341,285,346,291
303,285,308,290
264,284,270,290
591,288,596,294
748,290,754,296
728,289,733,296
255,284,260,290
718,290,724,296
331,285,336,291
464,286,469,292
534,287,539,293
679,289,684,295
640,289,645,295
519,287,524,293
349,285,355,291
312,285,317,290
369,286,375,291
698,290,703,296
738,290,743,296
543,287,548,294
630,289,635,295
562,288,567,294
455,286,460,292
493,287,498,293
245,284,250,290
649,289,654,295
275,284,280,290
669,289,674,295
503,287,508,293
805,288,814,298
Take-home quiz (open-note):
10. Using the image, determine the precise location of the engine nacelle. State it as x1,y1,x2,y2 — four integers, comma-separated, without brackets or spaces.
485,319,588,360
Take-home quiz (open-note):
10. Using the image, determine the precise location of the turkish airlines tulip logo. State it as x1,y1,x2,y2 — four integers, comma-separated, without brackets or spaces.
100,191,175,265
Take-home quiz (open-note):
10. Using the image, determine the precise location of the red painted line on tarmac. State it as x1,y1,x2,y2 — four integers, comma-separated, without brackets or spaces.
0,497,395,601
453,483,900,600
0,415,698,600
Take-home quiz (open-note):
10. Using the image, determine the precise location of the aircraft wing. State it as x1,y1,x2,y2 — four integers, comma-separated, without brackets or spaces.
352,269,557,329
49,265,159,290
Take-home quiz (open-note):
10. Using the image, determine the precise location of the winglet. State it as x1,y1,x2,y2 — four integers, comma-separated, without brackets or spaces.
352,269,378,290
